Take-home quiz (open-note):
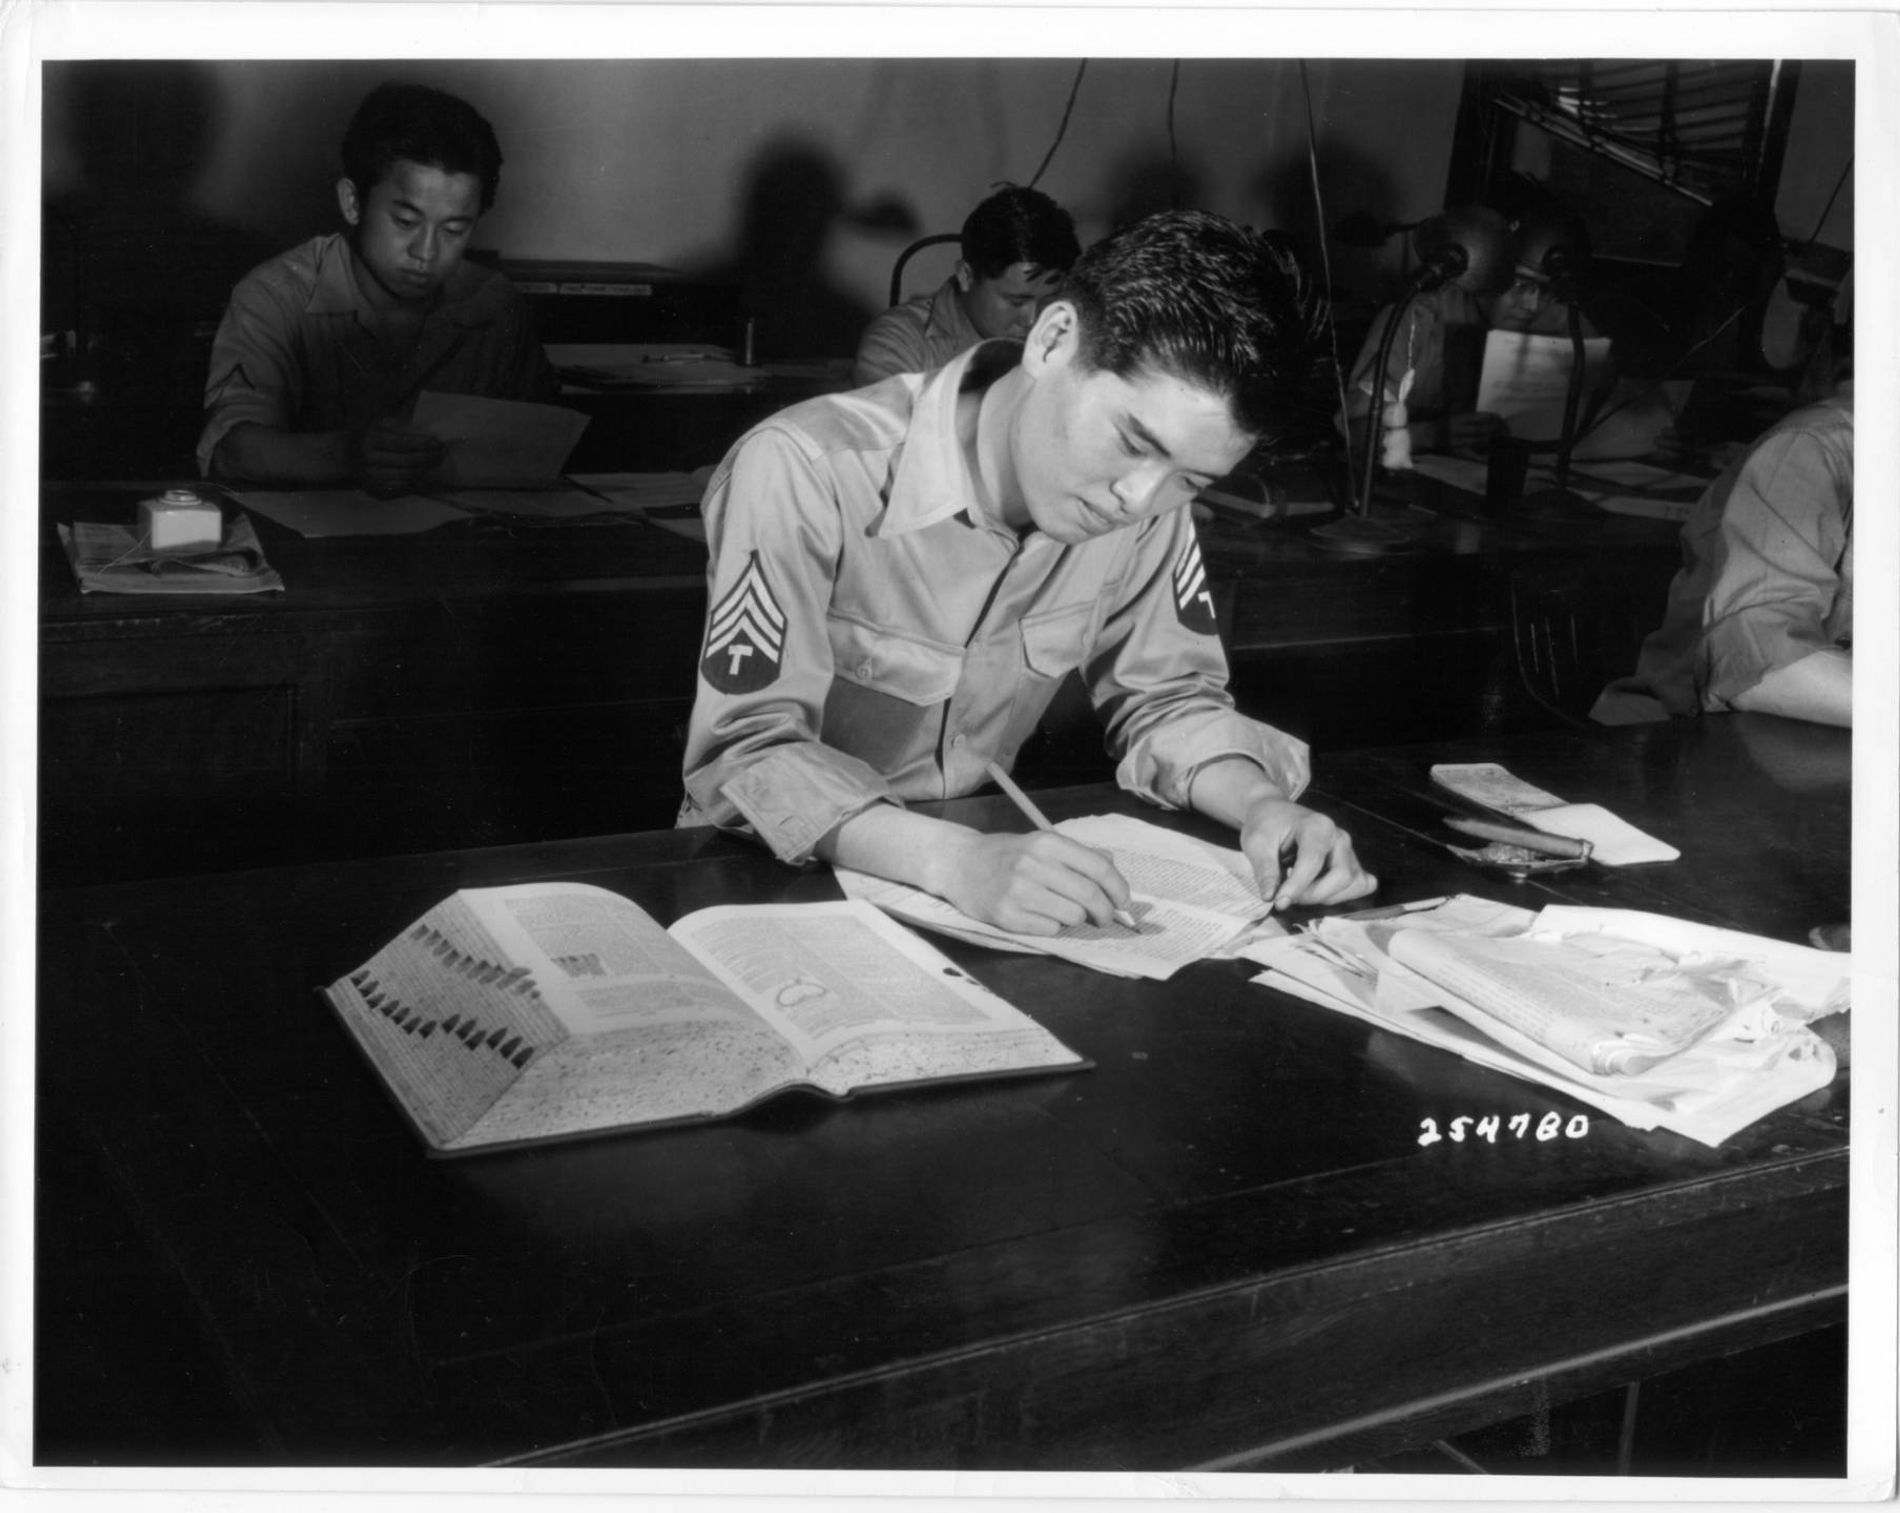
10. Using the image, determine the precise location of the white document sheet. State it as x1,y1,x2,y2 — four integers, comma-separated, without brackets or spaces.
834,812,1281,981
1474,331,1615,443
1523,802,1681,865
410,391,591,486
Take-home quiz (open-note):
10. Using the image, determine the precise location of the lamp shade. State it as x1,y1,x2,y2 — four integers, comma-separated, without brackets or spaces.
1411,206,1513,295
1512,210,1593,289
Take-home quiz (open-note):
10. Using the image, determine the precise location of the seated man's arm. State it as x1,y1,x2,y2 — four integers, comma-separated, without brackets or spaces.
199,272,443,495
1700,418,1854,725
211,422,350,487
1082,509,1376,909
1187,757,1377,909
1730,647,1852,726
213,418,442,497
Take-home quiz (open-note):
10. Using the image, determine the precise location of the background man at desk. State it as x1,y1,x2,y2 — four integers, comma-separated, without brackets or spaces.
196,81,553,497
684,210,1376,934
852,185,1081,386
1592,354,1854,728
1341,204,1603,461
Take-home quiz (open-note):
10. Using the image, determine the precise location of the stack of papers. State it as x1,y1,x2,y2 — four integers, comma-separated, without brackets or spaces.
835,813,1284,980
1245,895,1848,1145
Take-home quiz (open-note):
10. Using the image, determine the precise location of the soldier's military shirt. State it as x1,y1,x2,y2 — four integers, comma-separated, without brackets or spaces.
680,340,1310,864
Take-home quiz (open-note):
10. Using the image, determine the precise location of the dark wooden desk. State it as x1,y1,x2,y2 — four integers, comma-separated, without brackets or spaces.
40,486,713,884
35,717,1849,1470
40,481,1679,885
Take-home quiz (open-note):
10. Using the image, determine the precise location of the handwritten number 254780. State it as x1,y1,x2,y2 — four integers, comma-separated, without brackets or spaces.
1418,1112,1589,1145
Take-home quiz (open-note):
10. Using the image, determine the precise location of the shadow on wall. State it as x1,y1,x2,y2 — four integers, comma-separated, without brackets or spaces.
687,138,881,361
1252,139,1403,306
42,61,273,412
1100,152,1207,234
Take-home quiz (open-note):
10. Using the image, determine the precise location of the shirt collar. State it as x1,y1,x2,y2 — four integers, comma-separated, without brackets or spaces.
303,232,492,328
305,234,363,317
879,338,1022,538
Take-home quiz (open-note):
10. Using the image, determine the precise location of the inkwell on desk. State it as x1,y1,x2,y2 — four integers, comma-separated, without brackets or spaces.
57,484,284,597
1311,206,1513,555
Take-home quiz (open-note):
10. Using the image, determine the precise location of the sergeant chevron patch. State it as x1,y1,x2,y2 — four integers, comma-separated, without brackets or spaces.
701,551,786,692
1172,535,1218,634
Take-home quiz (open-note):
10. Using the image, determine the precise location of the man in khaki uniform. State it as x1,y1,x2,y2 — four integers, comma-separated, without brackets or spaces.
853,185,1079,387
683,211,1376,935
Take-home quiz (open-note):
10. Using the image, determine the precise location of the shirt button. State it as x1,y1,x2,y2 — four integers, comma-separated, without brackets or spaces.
858,661,873,678
951,733,966,747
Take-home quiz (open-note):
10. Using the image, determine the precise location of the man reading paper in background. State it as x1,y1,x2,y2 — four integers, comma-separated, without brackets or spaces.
681,211,1376,935
197,81,554,497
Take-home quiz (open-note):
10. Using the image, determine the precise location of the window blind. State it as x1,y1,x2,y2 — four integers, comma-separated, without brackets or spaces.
1487,60,1784,206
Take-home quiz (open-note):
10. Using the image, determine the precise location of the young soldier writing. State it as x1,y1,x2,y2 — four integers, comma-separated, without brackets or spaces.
683,210,1376,935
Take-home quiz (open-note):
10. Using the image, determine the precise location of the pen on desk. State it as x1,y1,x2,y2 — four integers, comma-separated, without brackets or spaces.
1442,815,1593,860
985,760,1140,930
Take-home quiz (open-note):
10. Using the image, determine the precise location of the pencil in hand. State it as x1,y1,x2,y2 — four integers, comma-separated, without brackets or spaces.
985,761,1140,930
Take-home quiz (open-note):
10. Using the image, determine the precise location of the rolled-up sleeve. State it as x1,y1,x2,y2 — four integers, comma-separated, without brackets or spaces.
679,426,900,862
197,270,304,476
1086,509,1311,810
1701,428,1852,710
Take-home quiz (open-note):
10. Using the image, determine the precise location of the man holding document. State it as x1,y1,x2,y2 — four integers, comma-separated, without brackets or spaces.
1342,205,1605,461
681,211,1376,935
197,81,554,496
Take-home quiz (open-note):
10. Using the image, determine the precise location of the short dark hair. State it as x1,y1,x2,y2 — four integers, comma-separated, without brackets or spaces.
1059,210,1321,439
961,186,1081,282
340,82,504,213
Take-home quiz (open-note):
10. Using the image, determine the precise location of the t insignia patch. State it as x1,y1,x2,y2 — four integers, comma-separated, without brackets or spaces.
1172,534,1218,635
700,551,786,693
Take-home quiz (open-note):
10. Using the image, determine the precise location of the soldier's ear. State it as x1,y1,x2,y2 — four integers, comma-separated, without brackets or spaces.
1022,300,1078,376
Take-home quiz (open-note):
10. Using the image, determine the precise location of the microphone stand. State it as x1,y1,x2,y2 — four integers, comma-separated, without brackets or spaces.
1517,255,1597,520
1312,255,1461,554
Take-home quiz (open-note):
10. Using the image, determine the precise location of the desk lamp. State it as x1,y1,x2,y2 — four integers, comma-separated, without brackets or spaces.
1312,206,1511,554
1512,215,1600,520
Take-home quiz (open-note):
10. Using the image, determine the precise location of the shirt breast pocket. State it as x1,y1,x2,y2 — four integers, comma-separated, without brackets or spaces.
828,615,964,704
824,614,965,774
1020,603,1095,682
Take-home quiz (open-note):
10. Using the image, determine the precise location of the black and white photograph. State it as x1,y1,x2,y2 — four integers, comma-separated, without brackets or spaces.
3,3,1894,1508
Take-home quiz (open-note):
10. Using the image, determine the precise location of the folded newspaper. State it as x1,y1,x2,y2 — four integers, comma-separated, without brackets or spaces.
1244,895,1848,1145
59,513,283,595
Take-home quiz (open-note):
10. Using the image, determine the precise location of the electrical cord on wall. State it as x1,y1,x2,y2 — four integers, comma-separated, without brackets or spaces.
1797,154,1854,253
1296,60,1361,505
1027,60,1089,191
1167,61,1182,209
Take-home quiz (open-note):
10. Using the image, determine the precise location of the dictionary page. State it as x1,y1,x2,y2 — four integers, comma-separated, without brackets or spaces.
671,900,1085,1094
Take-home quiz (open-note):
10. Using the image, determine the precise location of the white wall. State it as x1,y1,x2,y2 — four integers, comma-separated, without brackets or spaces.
43,56,1470,320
